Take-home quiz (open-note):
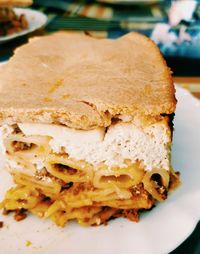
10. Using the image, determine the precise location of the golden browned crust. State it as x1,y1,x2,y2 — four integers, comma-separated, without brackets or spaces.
0,32,176,129
0,0,32,7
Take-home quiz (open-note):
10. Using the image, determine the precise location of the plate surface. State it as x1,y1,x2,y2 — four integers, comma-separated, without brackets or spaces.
0,8,47,44
0,85,200,254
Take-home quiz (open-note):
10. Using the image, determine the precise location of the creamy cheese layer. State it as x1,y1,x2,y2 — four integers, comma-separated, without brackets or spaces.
18,120,171,171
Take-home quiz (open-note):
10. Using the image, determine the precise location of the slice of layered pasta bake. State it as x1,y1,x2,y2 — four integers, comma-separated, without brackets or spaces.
0,32,180,226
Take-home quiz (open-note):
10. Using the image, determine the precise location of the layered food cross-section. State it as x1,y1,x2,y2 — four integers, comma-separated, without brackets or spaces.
0,32,180,226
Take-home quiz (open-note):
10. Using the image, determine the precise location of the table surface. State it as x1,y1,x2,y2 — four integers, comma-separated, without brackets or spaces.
174,77,200,99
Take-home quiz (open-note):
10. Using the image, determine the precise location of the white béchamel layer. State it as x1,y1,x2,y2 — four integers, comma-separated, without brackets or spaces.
17,120,171,171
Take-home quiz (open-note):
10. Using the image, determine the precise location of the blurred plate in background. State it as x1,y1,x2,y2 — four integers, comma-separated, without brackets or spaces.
0,8,47,44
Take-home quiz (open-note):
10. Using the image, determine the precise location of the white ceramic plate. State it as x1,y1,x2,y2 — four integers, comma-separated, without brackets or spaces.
0,85,200,254
0,8,47,44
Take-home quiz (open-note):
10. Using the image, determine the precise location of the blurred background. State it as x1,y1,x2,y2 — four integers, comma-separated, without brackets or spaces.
0,0,200,78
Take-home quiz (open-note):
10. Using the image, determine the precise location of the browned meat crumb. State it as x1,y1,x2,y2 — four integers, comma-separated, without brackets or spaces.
61,182,93,196
72,183,86,195
55,164,77,175
34,169,69,187
98,207,117,225
12,141,35,152
123,209,139,222
13,124,21,134
0,221,4,228
91,207,140,226
14,209,27,221
60,182,73,191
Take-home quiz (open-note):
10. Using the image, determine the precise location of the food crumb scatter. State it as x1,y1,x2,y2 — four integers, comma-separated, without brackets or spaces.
26,240,32,247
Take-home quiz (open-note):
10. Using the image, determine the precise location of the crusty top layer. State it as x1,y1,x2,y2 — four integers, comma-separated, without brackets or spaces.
0,32,176,129
0,0,32,7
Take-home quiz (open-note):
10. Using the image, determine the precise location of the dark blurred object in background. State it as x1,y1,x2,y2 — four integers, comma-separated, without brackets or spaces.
1,0,200,76
32,0,200,75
